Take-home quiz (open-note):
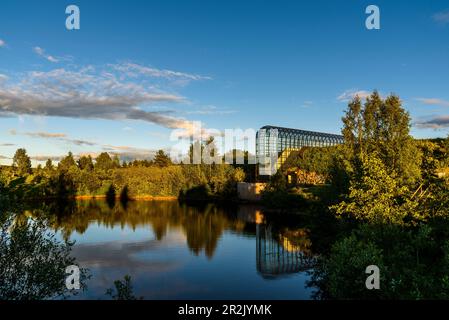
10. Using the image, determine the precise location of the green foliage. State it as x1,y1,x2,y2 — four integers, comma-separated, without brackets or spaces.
1,152,245,202
12,148,31,176
331,152,422,225
265,171,287,192
261,171,317,209
77,155,94,171
153,150,172,168
112,155,120,168
95,152,115,171
261,190,309,210
0,215,88,299
312,223,449,299
112,166,185,197
232,167,246,183
45,159,53,171
444,135,449,166
282,147,337,180
312,232,384,300
180,184,212,201
341,91,422,186
328,146,352,196
58,152,77,172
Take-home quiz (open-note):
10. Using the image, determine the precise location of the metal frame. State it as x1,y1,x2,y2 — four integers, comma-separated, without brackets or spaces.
256,125,344,176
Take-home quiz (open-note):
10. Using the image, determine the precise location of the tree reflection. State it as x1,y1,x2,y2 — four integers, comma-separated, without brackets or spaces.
18,200,316,271
0,211,88,300
21,200,249,259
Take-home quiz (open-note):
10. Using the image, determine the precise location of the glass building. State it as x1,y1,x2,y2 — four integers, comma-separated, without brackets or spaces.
256,125,344,177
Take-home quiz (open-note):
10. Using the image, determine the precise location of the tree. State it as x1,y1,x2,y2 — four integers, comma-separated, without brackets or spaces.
203,136,220,165
153,150,172,168
35,164,43,176
112,155,121,168
341,91,421,186
362,91,383,149
443,135,449,167
417,140,440,184
12,148,32,176
95,152,113,171
58,152,77,172
342,95,363,156
77,155,94,171
232,167,246,182
45,159,54,171
188,140,204,164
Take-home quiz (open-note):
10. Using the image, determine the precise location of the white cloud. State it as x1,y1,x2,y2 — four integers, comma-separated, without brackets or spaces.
24,132,67,138
33,46,60,63
0,66,202,132
10,130,96,146
301,101,313,108
433,10,449,25
416,98,449,107
122,126,135,132
186,105,237,115
415,115,449,129
10,130,168,162
0,39,6,47
111,62,211,82
337,89,372,102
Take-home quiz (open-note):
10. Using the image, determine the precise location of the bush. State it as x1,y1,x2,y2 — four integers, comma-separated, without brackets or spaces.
311,223,449,299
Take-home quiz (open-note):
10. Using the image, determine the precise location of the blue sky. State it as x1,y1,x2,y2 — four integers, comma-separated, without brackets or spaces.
1,0,449,165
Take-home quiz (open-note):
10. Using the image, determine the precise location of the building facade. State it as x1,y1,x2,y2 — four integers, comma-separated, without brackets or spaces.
256,125,344,177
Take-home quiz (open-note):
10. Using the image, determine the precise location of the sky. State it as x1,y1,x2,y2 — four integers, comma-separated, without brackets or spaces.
1,0,449,165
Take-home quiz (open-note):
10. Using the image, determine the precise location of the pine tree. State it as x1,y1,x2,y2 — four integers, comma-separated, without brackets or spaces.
153,150,172,168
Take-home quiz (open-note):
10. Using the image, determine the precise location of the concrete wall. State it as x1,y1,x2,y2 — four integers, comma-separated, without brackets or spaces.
237,182,266,201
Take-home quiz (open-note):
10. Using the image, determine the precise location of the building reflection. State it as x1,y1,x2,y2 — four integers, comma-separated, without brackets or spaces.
256,220,312,278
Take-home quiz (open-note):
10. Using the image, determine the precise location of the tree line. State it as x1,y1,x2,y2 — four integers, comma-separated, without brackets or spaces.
0,145,246,202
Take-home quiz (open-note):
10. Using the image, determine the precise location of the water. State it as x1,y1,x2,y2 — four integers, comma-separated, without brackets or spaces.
20,200,317,299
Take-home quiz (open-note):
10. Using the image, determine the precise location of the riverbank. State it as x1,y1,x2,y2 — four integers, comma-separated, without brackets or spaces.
75,195,178,201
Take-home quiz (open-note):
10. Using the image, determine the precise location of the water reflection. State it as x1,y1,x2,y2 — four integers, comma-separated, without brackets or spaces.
16,200,315,299
25,200,250,259
256,224,313,279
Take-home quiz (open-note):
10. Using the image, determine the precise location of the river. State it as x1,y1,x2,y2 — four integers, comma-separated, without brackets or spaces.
9,199,318,299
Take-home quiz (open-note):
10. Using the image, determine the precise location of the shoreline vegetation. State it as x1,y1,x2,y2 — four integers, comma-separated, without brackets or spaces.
74,195,178,201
